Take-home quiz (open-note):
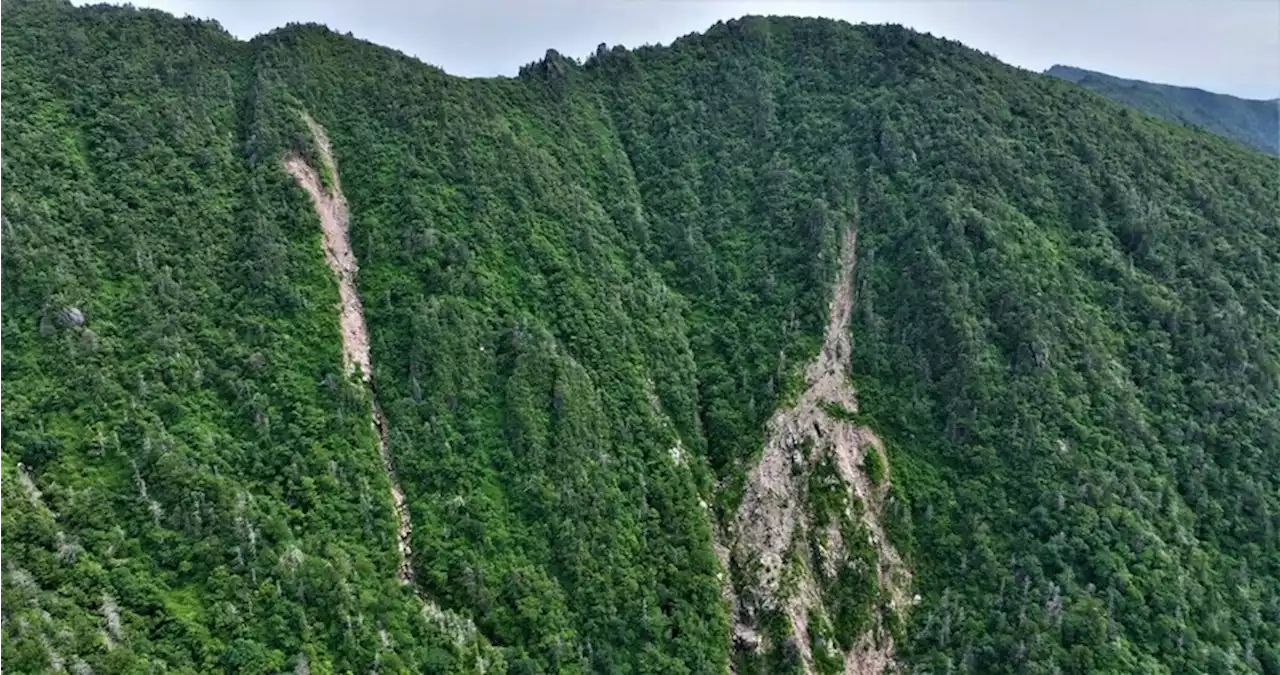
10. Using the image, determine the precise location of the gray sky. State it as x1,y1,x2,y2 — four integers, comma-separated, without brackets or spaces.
83,0,1280,99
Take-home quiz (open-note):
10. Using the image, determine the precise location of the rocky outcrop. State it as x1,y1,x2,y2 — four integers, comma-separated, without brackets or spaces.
726,226,914,674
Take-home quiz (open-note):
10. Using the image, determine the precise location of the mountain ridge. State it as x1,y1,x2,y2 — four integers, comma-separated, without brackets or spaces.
4,3,1279,674
1045,64,1280,155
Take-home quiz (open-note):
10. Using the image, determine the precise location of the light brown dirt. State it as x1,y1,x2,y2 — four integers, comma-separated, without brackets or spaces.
283,112,416,586
726,226,913,674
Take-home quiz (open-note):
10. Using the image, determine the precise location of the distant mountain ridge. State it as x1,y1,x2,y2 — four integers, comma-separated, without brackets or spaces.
1046,64,1279,155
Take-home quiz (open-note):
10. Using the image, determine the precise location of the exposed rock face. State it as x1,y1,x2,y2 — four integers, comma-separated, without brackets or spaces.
726,226,913,674
55,306,85,328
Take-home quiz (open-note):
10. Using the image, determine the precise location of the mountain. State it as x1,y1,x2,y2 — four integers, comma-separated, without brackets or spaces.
1046,64,1280,155
4,1,1279,673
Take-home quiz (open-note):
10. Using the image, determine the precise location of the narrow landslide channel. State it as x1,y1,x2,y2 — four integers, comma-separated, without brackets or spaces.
724,225,914,674
283,113,417,587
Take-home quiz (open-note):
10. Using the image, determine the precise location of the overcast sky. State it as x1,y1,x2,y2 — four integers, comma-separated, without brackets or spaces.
82,0,1280,99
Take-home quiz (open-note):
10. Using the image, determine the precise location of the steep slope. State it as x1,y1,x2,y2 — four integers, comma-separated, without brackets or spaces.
282,111,417,587
0,3,505,673
588,21,1280,673
5,4,1280,675
1046,64,1280,155
726,226,911,674
253,25,730,672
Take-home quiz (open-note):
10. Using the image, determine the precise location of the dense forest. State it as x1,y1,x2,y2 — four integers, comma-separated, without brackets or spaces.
1045,65,1280,156
4,1,1279,673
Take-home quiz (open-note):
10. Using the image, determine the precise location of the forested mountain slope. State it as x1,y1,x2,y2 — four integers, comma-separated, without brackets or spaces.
4,2,1279,674
1046,64,1279,155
